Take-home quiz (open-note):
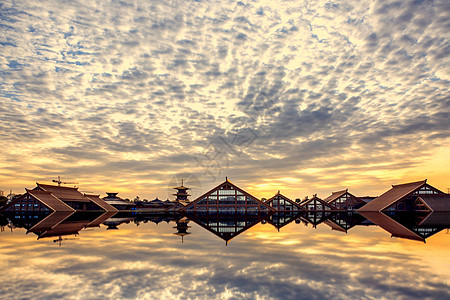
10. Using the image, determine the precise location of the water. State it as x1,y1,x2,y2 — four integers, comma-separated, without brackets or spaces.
1,211,449,300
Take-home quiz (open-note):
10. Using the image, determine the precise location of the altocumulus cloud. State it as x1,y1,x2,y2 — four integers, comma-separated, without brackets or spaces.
0,0,449,198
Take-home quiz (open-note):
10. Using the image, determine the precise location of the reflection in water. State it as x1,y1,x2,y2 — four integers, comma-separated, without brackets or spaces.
2,209,448,244
360,211,450,242
1,209,449,300
1,178,449,299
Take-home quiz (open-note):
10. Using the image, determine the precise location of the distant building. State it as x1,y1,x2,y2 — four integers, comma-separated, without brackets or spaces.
173,179,191,205
102,193,136,210
323,189,366,211
265,191,305,212
358,180,449,212
300,195,334,211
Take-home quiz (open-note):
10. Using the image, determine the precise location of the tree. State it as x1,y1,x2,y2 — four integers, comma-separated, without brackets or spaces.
0,196,8,208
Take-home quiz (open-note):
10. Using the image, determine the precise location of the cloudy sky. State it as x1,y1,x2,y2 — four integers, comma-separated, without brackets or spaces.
1,0,449,200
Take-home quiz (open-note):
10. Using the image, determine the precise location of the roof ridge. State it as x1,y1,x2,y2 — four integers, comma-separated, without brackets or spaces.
392,179,427,188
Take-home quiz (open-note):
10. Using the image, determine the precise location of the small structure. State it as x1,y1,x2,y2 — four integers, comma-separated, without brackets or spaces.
102,193,136,210
358,180,448,212
173,217,191,243
323,189,366,211
265,191,305,212
173,179,191,205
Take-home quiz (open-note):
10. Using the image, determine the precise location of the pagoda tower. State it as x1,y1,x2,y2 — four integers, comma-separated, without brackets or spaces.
173,179,191,203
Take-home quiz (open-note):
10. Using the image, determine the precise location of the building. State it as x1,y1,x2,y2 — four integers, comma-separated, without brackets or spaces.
323,189,366,211
183,177,274,216
182,178,274,244
102,193,136,210
173,179,191,206
300,195,334,211
1,183,117,213
358,180,449,212
265,191,305,212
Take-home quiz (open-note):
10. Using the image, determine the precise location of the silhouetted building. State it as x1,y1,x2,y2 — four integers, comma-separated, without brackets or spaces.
173,179,191,205
358,180,448,212
323,189,366,211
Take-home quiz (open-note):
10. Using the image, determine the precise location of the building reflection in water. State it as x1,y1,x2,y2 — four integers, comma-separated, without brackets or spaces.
359,211,450,242
1,209,449,245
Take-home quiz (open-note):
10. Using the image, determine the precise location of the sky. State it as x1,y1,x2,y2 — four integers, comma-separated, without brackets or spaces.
1,0,449,200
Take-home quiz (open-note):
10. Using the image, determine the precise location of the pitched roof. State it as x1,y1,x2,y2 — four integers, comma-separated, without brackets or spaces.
358,211,424,242
358,180,427,212
417,194,450,212
184,179,274,212
323,190,347,203
27,189,75,212
36,183,91,202
84,194,118,212
300,195,334,210
266,192,305,211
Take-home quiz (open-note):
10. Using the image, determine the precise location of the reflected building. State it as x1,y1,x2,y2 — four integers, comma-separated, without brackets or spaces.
173,217,191,243
267,211,305,231
323,212,370,233
358,211,450,242
300,211,333,228
2,210,110,244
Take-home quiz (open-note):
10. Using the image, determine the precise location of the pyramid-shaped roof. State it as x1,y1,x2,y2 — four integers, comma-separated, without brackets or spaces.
266,191,305,212
184,178,274,212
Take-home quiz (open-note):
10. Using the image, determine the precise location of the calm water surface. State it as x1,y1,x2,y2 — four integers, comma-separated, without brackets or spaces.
1,214,449,300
